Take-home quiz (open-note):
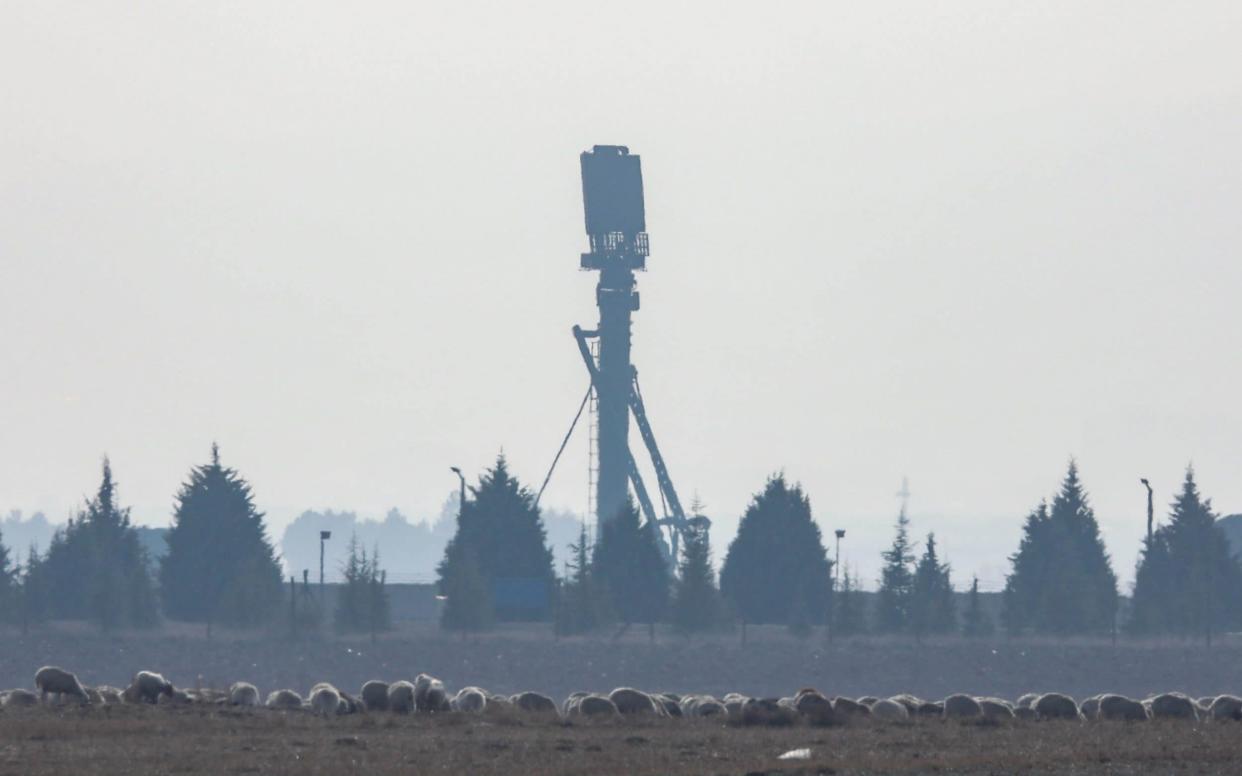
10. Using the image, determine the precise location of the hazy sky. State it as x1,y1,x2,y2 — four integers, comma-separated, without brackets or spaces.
3,2,1240,589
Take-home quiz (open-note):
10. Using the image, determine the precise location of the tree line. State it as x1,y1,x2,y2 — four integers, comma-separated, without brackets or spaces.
2,452,1238,643
0,446,389,636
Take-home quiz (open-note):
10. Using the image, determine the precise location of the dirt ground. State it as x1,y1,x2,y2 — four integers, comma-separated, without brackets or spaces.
1,703,1239,776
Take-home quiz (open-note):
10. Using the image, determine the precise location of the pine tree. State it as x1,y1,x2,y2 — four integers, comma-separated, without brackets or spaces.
909,533,956,638
1002,462,1118,635
160,445,284,631
832,566,867,637
439,543,493,632
1128,468,1242,640
0,528,13,623
555,522,608,635
436,455,555,621
720,474,833,627
40,459,159,630
18,546,47,632
670,520,726,635
961,575,994,638
593,496,670,632
875,506,916,633
334,535,391,635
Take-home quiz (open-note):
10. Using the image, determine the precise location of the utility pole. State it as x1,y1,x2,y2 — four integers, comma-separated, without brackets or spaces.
1140,478,1153,545
834,529,846,588
319,530,332,600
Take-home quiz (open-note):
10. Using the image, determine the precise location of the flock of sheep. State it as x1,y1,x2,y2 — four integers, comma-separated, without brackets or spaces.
6,665,1242,727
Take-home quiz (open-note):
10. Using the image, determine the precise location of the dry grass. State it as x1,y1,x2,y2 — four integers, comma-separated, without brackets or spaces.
1,704,1239,775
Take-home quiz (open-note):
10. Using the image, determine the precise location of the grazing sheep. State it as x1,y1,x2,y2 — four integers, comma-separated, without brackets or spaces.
655,694,682,717
158,689,193,705
3,689,39,708
309,684,342,716
94,686,124,704
609,687,663,716
679,695,726,717
890,694,923,714
917,701,944,717
34,666,91,705
740,697,798,726
510,691,557,714
832,696,871,718
868,698,910,722
229,682,260,707
265,689,303,709
360,680,389,711
977,698,1016,721
1013,706,1037,721
1097,694,1147,722
126,671,175,704
856,695,879,706
1034,693,1080,720
722,693,748,717
1208,695,1242,721
942,694,983,719
562,691,589,716
413,674,449,712
1080,695,1103,720
339,691,363,714
388,681,416,714
452,687,488,713
793,689,835,725
572,694,621,718
1015,693,1039,710
1149,693,1198,720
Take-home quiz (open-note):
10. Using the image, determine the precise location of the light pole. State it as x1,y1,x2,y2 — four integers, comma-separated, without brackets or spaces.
319,530,332,600
834,529,846,588
1140,478,1153,546
450,466,466,522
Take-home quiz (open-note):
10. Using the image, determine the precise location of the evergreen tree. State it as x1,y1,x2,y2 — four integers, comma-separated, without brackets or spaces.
1128,468,1242,640
18,546,47,631
593,496,670,631
555,522,609,635
436,455,555,621
909,533,956,638
832,566,867,637
0,529,13,623
160,445,283,630
1002,462,1118,635
670,519,726,634
40,459,159,630
439,544,493,632
961,575,994,638
875,506,916,633
720,474,833,627
334,535,391,635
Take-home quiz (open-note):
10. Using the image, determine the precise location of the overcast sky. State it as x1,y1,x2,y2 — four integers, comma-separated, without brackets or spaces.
2,2,1239,589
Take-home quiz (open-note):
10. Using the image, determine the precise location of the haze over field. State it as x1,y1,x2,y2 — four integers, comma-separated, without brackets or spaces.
2,2,1240,588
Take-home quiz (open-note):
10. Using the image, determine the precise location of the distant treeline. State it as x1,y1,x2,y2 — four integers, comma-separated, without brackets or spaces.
1,452,1240,643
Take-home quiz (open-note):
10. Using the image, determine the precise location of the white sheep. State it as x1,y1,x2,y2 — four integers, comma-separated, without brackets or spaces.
568,694,621,718
388,680,416,714
1096,694,1147,721
832,696,871,718
413,674,449,712
1148,692,1198,720
3,689,39,707
229,682,260,707
95,685,124,704
452,687,488,713
1208,695,1242,721
265,689,304,709
125,671,175,704
868,698,910,722
608,687,663,716
361,680,389,711
309,684,342,716
977,697,1015,721
1033,693,1080,720
510,691,557,714
1015,692,1039,709
942,694,983,719
793,689,835,725
1080,694,1103,720
34,666,91,705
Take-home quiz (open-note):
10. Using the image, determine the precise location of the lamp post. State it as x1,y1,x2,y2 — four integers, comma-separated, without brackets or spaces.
450,466,466,522
834,529,846,588
319,530,331,600
1140,478,1153,546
